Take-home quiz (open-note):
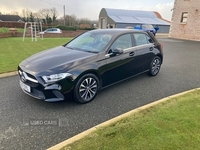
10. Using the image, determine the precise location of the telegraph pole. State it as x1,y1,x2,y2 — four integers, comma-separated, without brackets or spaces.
63,5,66,26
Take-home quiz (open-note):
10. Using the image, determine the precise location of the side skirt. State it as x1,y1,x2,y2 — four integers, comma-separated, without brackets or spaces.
100,70,149,90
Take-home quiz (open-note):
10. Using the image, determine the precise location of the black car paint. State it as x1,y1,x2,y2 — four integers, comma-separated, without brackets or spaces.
18,29,163,102
22,46,98,74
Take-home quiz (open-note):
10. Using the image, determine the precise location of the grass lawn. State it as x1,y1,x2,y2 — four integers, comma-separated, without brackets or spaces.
0,37,72,73
61,89,200,150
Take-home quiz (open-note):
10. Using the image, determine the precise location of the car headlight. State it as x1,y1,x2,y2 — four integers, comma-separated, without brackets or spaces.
42,73,72,83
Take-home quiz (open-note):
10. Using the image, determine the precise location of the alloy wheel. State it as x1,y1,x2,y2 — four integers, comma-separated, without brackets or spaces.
151,57,161,75
79,77,98,101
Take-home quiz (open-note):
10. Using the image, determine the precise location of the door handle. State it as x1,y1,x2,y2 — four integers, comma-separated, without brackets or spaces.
129,51,135,56
149,47,153,51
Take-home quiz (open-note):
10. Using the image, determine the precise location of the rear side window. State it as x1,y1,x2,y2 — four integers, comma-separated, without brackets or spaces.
134,33,153,46
46,29,52,31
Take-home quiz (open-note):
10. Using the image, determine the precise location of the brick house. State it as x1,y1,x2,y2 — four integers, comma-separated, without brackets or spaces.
169,0,200,41
0,15,23,22
0,15,24,28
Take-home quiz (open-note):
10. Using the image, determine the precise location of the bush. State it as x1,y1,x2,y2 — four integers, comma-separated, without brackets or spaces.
81,27,95,30
42,25,95,31
55,25,77,31
0,27,9,33
42,26,49,31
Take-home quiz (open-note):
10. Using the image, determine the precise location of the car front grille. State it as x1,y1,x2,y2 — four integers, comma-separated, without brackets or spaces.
18,68,39,87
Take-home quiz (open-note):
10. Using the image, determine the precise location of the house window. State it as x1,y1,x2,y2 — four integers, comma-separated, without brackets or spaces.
181,12,188,23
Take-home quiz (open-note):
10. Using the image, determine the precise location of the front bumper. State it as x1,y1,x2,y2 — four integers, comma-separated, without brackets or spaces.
19,80,65,102
18,67,74,102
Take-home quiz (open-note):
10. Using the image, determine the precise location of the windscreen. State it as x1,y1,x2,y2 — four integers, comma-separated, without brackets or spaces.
65,32,113,52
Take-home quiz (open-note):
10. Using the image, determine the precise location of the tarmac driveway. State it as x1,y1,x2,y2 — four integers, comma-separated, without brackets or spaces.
0,38,200,150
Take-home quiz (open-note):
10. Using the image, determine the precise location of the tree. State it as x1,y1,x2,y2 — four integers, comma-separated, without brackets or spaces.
50,7,58,25
70,14,77,26
63,14,79,26
33,12,42,23
38,7,58,25
10,11,19,15
21,9,31,22
46,14,52,24
38,8,49,24
80,18,91,24
29,12,35,22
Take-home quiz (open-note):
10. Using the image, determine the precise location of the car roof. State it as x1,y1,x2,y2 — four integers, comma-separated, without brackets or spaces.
46,28,60,30
87,28,146,35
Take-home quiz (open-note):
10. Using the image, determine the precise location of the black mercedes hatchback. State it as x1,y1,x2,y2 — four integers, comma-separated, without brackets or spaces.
18,29,163,103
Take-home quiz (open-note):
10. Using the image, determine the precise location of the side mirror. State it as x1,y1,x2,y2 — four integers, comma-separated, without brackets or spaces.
112,48,123,55
106,48,124,58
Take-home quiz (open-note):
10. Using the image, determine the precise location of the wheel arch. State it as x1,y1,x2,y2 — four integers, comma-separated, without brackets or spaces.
73,70,101,103
156,54,163,64
75,69,102,90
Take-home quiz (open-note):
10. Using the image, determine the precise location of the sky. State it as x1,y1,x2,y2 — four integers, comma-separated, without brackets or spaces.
0,0,175,21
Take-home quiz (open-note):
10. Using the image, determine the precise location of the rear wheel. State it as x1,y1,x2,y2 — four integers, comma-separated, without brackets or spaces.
147,56,161,76
74,74,99,103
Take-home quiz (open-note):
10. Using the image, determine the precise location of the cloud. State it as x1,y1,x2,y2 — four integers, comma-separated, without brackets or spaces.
0,0,174,21
122,2,174,21
155,2,174,20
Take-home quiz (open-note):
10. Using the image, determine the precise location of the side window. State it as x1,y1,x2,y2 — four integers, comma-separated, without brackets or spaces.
145,35,154,44
110,34,132,51
134,33,152,46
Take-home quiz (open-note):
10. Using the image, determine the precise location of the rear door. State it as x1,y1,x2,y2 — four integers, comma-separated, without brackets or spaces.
133,33,155,73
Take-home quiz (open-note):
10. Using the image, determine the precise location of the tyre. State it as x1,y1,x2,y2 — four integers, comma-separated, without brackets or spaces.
147,56,161,76
74,74,99,103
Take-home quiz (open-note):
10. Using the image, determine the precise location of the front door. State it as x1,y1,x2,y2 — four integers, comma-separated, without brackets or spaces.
102,34,137,87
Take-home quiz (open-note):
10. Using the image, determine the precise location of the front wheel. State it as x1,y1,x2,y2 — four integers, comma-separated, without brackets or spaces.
147,56,161,76
74,74,99,104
